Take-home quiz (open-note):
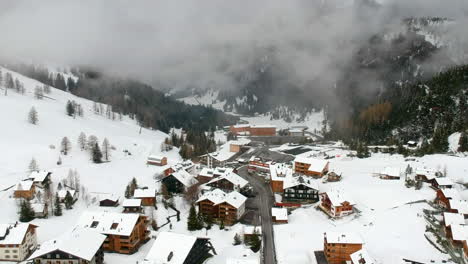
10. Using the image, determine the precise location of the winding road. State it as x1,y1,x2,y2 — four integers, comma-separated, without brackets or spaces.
237,166,277,264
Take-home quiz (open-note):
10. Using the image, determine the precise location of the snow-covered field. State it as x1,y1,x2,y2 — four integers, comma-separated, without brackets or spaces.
0,67,258,264
274,149,468,264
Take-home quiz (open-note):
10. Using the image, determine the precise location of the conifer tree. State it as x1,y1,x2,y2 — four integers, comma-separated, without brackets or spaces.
187,204,198,231
64,191,74,209
458,132,468,152
233,233,242,245
28,157,39,172
196,210,204,230
219,220,225,230
28,107,38,125
87,135,98,151
92,143,103,163
124,185,131,198
102,138,111,161
34,86,44,99
19,199,35,222
78,132,87,150
54,193,62,216
66,100,75,116
61,137,71,155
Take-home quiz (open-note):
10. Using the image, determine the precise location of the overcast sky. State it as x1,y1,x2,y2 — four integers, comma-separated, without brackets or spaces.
0,0,467,90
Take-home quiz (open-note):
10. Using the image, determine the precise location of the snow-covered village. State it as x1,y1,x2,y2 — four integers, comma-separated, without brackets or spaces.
2,1,468,264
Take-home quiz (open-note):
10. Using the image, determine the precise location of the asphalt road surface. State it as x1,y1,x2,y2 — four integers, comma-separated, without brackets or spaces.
238,166,277,264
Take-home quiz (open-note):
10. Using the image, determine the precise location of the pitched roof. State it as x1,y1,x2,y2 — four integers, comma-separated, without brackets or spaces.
207,171,248,188
134,188,156,198
434,177,454,186
443,212,466,227
379,167,402,177
350,249,377,264
144,232,201,264
99,194,119,202
169,170,198,187
0,223,36,245
283,176,319,190
14,180,34,191
440,189,460,200
325,232,363,244
449,200,468,214
147,155,166,162
415,168,440,180
324,189,355,207
294,157,329,173
76,211,141,236
197,189,247,209
270,163,293,181
450,224,468,241
122,199,142,207
29,170,51,182
29,227,105,261
271,208,288,221
31,203,46,213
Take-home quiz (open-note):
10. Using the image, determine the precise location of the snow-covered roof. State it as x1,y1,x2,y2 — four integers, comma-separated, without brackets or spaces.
434,177,454,186
449,200,468,214
147,155,166,162
171,161,194,172
233,124,250,128
29,170,51,182
122,199,142,207
99,194,119,202
134,188,156,198
230,138,251,146
324,189,355,207
283,176,319,190
415,168,440,180
350,249,376,264
443,212,466,227
76,211,141,236
58,189,76,199
450,224,468,241
242,226,261,235
208,142,238,162
325,232,363,244
14,180,34,191
144,232,201,264
207,171,248,189
226,258,258,264
197,189,247,209
272,208,288,221
0,223,36,245
294,157,329,173
169,170,198,187
440,189,460,200
379,167,402,177
270,163,293,181
250,124,276,128
29,227,106,261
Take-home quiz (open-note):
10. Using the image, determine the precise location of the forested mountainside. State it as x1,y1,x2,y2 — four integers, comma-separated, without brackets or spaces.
3,64,238,133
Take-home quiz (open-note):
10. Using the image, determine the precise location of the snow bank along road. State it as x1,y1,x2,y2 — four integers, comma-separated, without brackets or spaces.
237,166,277,264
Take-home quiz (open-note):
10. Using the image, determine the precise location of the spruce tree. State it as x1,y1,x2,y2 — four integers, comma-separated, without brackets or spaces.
458,132,468,152
219,220,225,230
61,137,71,155
64,191,74,209
124,185,131,198
248,233,261,252
66,100,75,116
34,86,44,99
19,199,35,222
196,210,204,230
78,132,87,150
187,204,198,231
28,158,39,172
54,193,62,216
28,107,38,125
102,138,111,161
92,143,103,163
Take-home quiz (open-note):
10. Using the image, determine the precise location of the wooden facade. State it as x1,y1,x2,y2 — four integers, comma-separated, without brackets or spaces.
436,189,455,208
324,236,362,264
100,199,119,207
206,178,235,192
162,175,186,194
229,125,276,136
13,185,35,200
294,161,329,178
320,193,354,218
283,184,319,203
147,156,167,166
32,249,104,264
197,200,240,226
271,180,284,193
102,215,149,254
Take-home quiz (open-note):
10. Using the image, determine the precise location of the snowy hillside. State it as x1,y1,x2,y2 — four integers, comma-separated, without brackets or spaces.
0,67,259,264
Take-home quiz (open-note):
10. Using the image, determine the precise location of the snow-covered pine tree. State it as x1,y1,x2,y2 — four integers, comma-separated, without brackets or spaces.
28,157,39,172
92,143,103,163
34,86,44,99
102,138,111,161
66,100,75,116
43,84,51,94
54,193,62,216
64,192,74,209
87,135,98,151
28,107,38,125
60,137,71,155
19,199,35,222
77,132,87,150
